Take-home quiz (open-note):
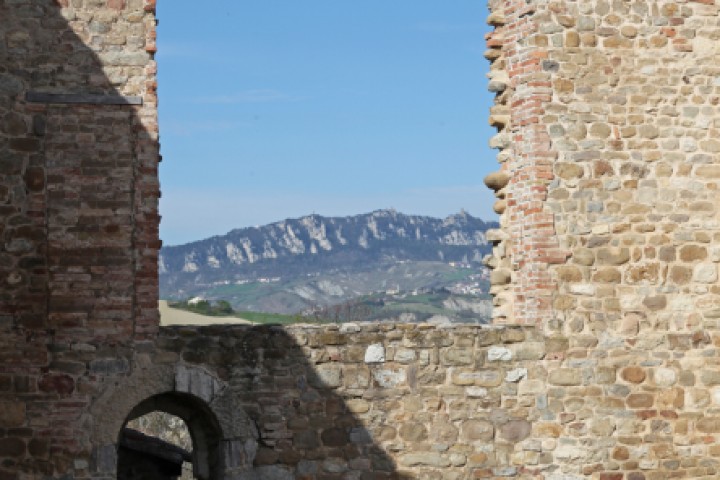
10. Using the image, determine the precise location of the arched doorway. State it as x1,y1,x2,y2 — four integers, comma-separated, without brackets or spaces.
117,392,223,480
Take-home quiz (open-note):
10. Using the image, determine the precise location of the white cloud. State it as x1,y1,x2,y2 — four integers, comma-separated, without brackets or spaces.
161,119,252,136
193,89,306,105
156,41,206,59
414,22,484,33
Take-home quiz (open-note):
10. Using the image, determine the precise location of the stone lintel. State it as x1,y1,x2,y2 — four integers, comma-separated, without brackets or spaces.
26,92,143,106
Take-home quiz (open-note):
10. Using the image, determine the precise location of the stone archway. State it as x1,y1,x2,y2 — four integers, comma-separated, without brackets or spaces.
89,364,258,478
119,391,221,479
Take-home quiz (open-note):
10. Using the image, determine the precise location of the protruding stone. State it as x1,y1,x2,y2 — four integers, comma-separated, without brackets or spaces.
493,199,506,214
487,11,506,26
488,80,508,93
489,132,511,150
483,255,498,268
484,172,510,192
490,269,511,286
484,49,502,61
486,229,509,243
489,113,510,126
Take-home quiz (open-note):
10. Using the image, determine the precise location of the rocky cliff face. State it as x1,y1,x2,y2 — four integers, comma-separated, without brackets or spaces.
160,210,496,301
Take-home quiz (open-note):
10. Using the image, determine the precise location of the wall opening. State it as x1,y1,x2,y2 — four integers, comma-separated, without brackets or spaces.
117,393,223,480
154,1,499,327
124,412,193,479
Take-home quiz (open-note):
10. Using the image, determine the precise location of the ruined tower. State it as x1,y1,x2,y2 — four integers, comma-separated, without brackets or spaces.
484,0,720,334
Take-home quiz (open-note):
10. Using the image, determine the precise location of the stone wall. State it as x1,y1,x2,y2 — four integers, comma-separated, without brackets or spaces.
0,0,159,477
484,0,720,331
4,0,720,479
43,321,720,479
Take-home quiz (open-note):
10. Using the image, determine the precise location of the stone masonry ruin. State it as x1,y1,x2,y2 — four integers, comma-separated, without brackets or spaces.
2,0,720,478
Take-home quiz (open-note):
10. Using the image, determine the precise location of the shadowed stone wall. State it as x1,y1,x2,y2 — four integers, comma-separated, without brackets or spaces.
0,0,159,477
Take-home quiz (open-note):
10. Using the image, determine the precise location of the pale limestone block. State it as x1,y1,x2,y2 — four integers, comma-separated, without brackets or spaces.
505,368,528,383
466,387,488,398
487,346,512,361
364,343,385,364
569,284,596,296
654,368,677,387
394,348,416,363
670,295,694,311
340,322,360,333
693,263,717,283
372,366,406,388
554,445,585,461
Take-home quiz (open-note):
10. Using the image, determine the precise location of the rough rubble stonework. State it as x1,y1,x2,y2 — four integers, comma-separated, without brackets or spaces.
3,0,720,479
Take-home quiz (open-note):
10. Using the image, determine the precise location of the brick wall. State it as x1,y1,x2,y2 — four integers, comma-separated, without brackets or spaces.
484,0,568,326
0,0,159,477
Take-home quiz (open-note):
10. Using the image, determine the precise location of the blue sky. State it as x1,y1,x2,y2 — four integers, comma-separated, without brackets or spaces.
157,1,497,245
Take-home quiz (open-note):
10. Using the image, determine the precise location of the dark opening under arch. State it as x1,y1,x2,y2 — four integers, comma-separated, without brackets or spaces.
118,392,223,480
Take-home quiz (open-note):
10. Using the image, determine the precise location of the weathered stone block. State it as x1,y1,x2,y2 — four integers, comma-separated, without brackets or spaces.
621,367,646,384
321,428,348,447
441,347,474,366
548,369,581,386
0,401,25,427
372,366,406,388
461,419,494,441
0,438,25,457
626,393,653,409
487,346,512,361
311,363,342,388
364,344,385,364
484,172,510,191
399,422,427,442
346,399,370,414
500,420,531,442
680,245,707,262
597,247,630,265
693,263,717,283
398,452,451,468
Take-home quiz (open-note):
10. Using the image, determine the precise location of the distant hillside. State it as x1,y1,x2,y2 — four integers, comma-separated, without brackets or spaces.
160,210,496,321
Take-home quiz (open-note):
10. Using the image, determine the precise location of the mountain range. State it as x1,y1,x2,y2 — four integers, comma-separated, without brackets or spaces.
160,210,497,321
